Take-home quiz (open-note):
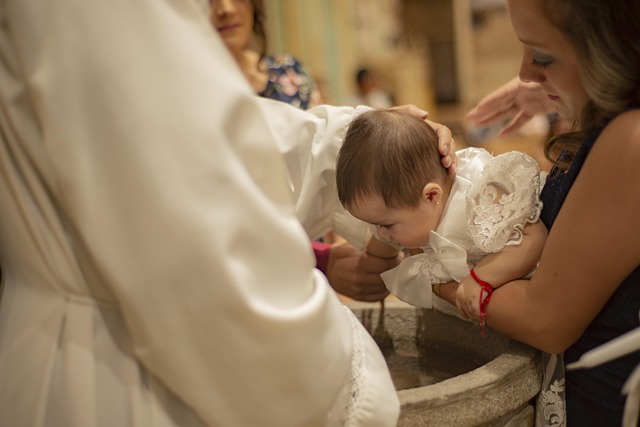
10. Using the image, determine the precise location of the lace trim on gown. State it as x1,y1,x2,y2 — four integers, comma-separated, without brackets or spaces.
536,353,567,427
466,151,544,253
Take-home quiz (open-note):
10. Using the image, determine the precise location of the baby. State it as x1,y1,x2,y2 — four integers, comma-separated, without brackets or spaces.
336,109,547,324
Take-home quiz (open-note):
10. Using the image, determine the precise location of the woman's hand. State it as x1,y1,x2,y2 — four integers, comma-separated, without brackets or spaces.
465,77,556,137
390,104,457,174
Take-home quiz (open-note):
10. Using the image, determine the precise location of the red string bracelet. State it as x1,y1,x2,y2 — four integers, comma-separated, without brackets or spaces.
470,268,494,336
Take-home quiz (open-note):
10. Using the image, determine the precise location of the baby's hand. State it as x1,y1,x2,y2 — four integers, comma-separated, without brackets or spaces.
455,275,483,323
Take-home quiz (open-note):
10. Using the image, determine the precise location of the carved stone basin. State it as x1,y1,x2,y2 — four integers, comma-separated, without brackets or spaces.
347,297,542,426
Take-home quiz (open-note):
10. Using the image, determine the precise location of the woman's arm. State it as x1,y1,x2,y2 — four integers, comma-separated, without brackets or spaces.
481,111,640,353
455,220,547,317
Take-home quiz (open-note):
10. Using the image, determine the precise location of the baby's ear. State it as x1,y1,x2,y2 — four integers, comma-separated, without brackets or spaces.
421,183,443,205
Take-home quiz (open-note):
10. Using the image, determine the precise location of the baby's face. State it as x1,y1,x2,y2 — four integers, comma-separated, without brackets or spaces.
348,193,438,249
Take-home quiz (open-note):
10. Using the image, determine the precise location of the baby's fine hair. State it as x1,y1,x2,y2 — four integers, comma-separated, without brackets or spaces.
336,109,449,209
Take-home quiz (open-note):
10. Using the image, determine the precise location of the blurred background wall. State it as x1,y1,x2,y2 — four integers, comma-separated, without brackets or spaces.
263,0,522,131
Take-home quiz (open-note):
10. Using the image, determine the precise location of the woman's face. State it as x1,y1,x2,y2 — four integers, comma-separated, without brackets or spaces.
508,0,590,121
210,0,254,55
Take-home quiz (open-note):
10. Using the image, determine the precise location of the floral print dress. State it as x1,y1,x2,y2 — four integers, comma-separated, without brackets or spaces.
259,54,320,110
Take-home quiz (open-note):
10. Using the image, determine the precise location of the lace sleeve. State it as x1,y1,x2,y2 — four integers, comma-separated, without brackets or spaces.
466,151,544,253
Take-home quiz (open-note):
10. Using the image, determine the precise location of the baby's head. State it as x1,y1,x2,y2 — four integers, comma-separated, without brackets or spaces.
336,109,453,248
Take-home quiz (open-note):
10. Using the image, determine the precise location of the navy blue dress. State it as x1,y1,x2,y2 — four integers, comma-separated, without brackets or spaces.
539,129,640,426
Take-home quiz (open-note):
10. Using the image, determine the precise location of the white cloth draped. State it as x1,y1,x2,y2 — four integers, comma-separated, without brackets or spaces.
0,1,397,426
258,98,371,246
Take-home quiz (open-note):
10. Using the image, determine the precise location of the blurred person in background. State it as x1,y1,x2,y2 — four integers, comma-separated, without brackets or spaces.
347,67,396,110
